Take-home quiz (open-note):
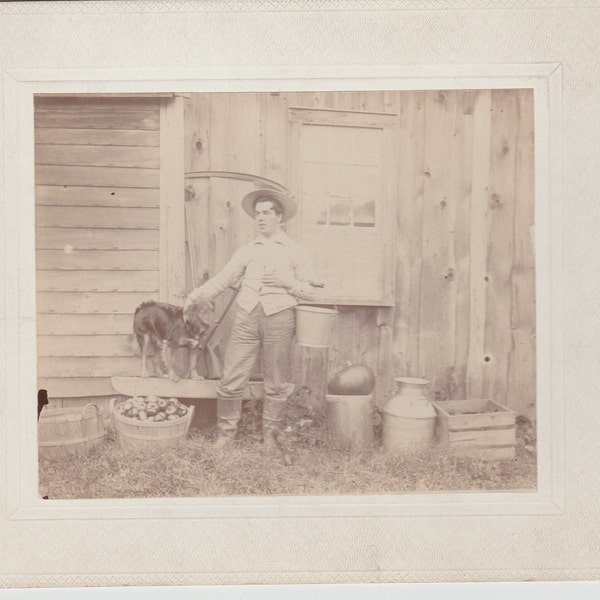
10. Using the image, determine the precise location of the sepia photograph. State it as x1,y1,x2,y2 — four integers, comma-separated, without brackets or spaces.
35,89,537,499
5,0,600,590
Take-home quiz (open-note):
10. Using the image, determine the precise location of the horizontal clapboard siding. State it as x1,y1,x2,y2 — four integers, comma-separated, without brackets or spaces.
37,291,155,314
36,228,159,250
38,356,141,378
37,314,134,336
35,96,162,398
36,206,159,229
38,377,120,398
35,96,163,111
36,270,159,292
36,250,159,270
36,145,160,168
38,335,136,357
36,164,159,188
36,186,159,207
35,128,160,147
35,109,159,130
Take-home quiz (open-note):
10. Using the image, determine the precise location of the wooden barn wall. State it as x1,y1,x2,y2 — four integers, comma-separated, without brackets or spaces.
183,90,535,417
35,96,162,406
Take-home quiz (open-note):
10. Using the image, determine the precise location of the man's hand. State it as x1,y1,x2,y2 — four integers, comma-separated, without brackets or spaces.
183,291,206,313
262,271,294,290
183,294,194,313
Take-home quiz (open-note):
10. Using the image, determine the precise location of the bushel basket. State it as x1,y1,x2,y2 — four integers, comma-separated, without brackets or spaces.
38,404,106,459
110,398,194,450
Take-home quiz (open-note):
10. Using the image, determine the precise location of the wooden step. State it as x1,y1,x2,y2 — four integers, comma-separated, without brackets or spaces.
110,376,264,400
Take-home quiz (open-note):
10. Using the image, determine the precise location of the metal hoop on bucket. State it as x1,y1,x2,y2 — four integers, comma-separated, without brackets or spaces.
185,170,290,193
184,170,291,289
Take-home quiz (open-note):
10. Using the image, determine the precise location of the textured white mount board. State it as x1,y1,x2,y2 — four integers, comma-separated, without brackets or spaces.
1,0,594,589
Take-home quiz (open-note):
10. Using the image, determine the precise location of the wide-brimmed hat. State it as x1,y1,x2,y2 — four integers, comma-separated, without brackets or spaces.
241,189,297,223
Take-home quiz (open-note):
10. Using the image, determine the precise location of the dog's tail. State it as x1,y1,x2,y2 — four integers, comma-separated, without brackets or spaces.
133,300,157,352
134,300,158,314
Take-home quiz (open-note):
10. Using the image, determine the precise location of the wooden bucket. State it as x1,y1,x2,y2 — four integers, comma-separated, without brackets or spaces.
38,404,107,459
110,398,194,450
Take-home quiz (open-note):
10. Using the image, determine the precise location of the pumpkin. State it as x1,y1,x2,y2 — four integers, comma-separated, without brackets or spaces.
328,364,376,395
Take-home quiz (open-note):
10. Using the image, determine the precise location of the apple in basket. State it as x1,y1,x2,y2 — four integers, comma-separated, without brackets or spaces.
117,396,188,421
132,396,146,408
170,398,188,416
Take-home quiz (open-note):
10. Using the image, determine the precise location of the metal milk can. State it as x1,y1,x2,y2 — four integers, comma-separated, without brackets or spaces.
382,377,436,452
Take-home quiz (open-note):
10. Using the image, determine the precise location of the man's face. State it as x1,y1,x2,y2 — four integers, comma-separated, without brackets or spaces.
254,200,282,237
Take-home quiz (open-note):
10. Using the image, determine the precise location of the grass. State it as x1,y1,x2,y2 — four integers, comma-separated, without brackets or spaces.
38,399,537,499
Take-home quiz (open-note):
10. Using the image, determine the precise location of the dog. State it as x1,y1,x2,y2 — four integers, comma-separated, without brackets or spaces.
133,299,214,381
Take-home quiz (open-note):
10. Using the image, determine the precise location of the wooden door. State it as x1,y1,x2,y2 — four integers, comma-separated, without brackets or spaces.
287,107,398,306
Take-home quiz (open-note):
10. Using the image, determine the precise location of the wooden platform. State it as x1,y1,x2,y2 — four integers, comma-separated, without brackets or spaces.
110,376,264,400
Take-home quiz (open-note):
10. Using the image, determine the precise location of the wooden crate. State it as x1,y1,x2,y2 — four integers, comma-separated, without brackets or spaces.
432,399,517,461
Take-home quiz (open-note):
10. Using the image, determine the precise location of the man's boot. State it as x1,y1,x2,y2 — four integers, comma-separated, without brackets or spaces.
214,397,242,450
262,396,286,453
262,418,282,452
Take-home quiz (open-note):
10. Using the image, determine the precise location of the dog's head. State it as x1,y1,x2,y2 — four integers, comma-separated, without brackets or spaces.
183,297,214,339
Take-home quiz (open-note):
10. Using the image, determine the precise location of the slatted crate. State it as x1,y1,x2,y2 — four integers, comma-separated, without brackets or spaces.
432,399,517,461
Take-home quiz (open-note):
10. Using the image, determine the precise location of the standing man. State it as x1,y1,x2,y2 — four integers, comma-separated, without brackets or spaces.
184,189,316,450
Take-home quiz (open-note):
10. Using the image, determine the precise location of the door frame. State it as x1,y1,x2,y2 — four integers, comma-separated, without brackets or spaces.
159,95,186,303
287,106,398,306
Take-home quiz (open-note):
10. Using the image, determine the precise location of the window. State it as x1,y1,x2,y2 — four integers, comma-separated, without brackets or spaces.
288,108,397,306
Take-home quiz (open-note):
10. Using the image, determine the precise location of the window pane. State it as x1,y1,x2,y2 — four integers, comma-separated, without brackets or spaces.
353,199,376,227
329,198,352,226
316,202,328,225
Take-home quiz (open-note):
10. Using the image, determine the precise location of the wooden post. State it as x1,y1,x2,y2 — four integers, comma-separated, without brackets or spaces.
159,96,186,304
375,306,394,409
295,346,329,414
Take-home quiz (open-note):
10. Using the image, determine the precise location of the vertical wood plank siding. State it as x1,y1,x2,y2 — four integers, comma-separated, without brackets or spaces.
509,90,536,416
183,90,535,416
483,91,520,408
35,97,162,400
394,91,427,378
418,91,459,391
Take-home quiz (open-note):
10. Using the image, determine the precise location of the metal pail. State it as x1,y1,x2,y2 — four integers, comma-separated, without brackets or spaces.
295,305,338,348
326,393,373,452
